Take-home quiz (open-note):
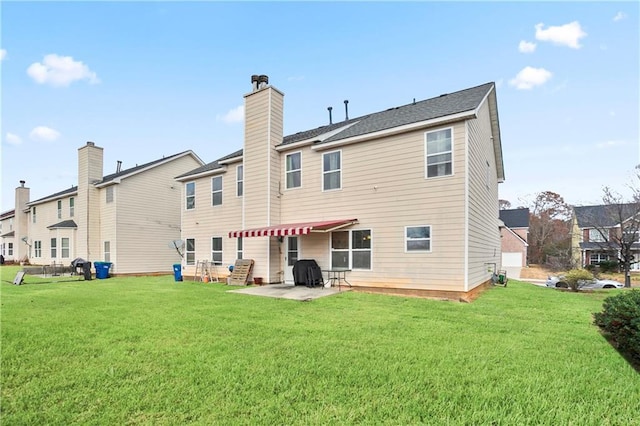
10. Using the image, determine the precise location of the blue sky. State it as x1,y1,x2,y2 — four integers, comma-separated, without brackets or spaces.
2,1,638,212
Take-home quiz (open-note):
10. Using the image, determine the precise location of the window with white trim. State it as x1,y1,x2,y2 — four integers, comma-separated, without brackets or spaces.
237,165,243,197
106,186,114,203
8,243,13,256
425,128,453,178
50,238,57,258
185,182,195,210
69,197,75,217
331,229,371,270
211,237,223,265
104,241,111,262
405,226,431,252
32,207,37,223
588,228,607,242
286,152,301,189
211,176,223,206
186,238,195,265
323,151,341,191
237,238,243,260
34,241,42,258
57,200,62,219
61,238,70,258
589,253,611,264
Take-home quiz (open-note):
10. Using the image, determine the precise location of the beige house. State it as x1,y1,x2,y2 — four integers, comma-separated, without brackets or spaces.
499,208,529,267
0,208,16,263
177,75,505,300
11,142,204,274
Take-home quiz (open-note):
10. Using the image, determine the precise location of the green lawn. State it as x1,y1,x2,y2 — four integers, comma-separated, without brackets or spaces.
1,265,638,425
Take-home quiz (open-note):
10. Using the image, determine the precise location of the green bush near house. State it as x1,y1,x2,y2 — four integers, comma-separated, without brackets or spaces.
1,265,639,424
594,289,640,365
564,268,596,291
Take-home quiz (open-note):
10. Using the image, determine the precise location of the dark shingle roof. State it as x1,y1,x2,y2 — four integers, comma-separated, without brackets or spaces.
178,82,497,179
175,149,242,179
47,220,77,229
574,204,638,228
499,208,530,228
1,210,15,220
29,186,78,205
1,231,15,237
100,150,194,184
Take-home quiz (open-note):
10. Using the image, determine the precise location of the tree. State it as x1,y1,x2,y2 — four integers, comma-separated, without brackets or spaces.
499,199,512,210
587,170,640,288
525,191,572,266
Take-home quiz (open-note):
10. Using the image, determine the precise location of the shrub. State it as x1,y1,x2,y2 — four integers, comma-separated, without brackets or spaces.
563,269,594,292
596,260,619,274
594,290,640,365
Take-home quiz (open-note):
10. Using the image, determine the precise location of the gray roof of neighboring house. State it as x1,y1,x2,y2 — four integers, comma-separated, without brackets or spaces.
499,208,530,229
579,241,640,251
179,82,498,179
47,220,77,229
574,204,639,228
100,150,198,184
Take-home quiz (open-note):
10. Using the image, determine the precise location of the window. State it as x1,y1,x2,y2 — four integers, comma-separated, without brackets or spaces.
57,200,62,219
50,238,57,258
186,182,195,210
590,253,611,264
237,238,243,260
331,229,372,270
588,228,607,242
106,186,114,203
8,242,14,256
237,165,243,197
32,207,37,223
9,218,13,230
286,152,301,189
323,151,341,191
185,238,195,265
406,226,431,252
104,241,111,262
211,176,223,206
34,241,42,257
61,238,70,258
69,197,75,217
425,128,453,178
211,237,223,265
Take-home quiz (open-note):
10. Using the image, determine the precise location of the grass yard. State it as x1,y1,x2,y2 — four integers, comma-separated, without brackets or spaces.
1,265,639,425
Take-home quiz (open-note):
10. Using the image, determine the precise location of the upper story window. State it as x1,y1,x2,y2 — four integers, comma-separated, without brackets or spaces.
69,197,75,217
9,218,13,231
588,228,607,242
57,200,62,219
185,182,195,210
323,150,341,191
425,128,453,178
236,165,243,197
286,152,301,189
32,207,37,223
106,186,114,203
405,226,431,252
211,176,223,206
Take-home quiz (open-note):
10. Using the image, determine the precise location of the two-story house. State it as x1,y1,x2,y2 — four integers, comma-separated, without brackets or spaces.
11,142,204,274
572,204,640,271
499,208,529,268
177,75,505,300
1,208,16,263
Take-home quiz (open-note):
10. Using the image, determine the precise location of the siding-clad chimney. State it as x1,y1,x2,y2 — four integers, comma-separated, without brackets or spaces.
14,180,30,262
76,141,104,261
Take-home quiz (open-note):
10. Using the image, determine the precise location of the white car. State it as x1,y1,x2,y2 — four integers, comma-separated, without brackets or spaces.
545,276,624,289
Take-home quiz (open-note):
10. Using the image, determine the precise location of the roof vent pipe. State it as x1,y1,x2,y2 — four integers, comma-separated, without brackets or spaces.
20,180,25,187
116,160,122,173
328,106,333,124
344,100,349,121
258,74,269,89
251,75,259,91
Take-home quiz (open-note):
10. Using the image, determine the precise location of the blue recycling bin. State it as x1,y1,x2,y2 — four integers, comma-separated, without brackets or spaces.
95,262,112,279
173,264,183,282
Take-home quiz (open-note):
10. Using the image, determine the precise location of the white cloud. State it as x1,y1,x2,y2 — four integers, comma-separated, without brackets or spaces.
535,21,587,49
613,12,627,22
27,54,99,87
509,66,552,90
5,132,22,145
29,126,61,142
518,40,536,53
217,105,244,124
0,49,6,60
596,140,627,149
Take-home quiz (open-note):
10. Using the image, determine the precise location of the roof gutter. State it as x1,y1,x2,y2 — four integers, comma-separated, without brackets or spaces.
174,166,227,182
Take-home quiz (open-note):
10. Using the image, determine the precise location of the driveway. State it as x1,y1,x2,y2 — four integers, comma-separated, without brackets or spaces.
227,283,344,301
503,267,521,280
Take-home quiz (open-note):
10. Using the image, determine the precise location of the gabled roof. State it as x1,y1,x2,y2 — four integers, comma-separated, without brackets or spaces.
47,220,77,229
1,231,15,237
178,82,503,180
0,210,15,220
574,204,639,228
499,208,530,229
28,186,78,206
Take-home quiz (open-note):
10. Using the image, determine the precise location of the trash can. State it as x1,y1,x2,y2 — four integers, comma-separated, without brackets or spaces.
173,264,183,282
95,262,112,279
82,261,92,281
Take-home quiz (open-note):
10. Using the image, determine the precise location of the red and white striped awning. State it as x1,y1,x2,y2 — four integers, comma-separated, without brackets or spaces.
228,219,358,238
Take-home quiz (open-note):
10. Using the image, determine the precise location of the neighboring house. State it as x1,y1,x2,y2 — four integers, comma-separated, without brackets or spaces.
0,209,16,262
572,204,640,271
11,142,204,274
499,208,529,268
176,75,505,300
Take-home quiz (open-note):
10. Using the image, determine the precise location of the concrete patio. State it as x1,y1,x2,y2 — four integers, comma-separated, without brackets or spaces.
227,283,347,301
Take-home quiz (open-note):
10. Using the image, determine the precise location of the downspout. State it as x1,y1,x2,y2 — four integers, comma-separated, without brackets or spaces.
464,121,469,292
266,88,272,283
